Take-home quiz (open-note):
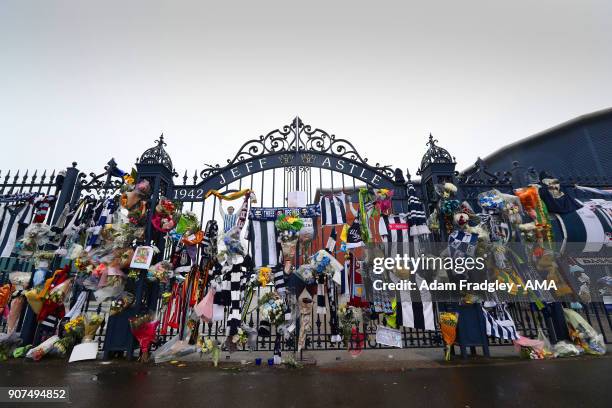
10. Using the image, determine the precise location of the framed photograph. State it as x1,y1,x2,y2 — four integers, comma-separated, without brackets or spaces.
130,246,154,269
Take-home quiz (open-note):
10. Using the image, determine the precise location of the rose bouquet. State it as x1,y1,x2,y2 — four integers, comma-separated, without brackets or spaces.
129,314,159,362
152,198,177,233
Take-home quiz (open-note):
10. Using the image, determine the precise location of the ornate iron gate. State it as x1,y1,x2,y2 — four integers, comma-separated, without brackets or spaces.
1,118,610,355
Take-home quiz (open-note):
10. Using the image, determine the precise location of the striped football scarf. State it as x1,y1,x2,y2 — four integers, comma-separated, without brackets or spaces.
482,304,519,340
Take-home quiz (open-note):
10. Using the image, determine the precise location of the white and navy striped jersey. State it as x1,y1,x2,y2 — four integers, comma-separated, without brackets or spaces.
378,213,410,257
482,304,519,340
248,220,278,268
320,193,347,226
0,202,33,258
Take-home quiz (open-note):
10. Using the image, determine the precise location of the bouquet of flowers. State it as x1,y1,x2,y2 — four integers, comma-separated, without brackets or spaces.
26,335,60,361
259,291,287,326
9,271,31,289
338,304,360,349
199,337,221,367
478,189,506,213
148,261,174,283
0,332,22,361
439,312,459,361
6,296,25,334
128,314,159,362
24,287,44,314
436,182,458,200
54,316,85,356
310,249,343,284
175,211,200,235
374,188,394,216
37,267,71,323
0,283,13,315
276,214,303,273
19,223,53,255
152,198,177,233
258,267,272,286
216,227,245,267
82,314,104,342
109,291,135,316
563,308,606,355
298,219,315,262
294,264,316,285
231,327,248,348
121,179,150,209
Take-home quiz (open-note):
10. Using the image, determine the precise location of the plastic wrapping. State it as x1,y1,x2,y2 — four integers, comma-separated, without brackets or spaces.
109,291,135,315
553,341,583,358
0,332,22,361
129,314,160,362
153,330,197,363
7,296,25,334
563,308,606,355
26,335,60,361
9,272,31,290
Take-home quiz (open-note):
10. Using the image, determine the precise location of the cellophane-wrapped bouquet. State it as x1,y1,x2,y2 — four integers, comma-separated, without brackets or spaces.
0,332,22,361
26,335,61,361
259,291,287,326
82,314,104,342
276,214,303,273
199,337,220,367
148,261,174,283
109,291,135,315
129,314,159,362
439,312,459,361
54,316,86,357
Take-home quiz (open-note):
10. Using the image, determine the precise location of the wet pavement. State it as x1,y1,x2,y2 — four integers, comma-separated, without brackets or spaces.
1,356,611,408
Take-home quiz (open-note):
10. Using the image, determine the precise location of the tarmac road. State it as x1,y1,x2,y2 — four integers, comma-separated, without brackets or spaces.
1,356,611,408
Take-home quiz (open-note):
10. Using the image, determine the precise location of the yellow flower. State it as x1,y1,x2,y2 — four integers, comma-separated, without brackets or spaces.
258,267,271,286
286,216,298,224
123,174,135,185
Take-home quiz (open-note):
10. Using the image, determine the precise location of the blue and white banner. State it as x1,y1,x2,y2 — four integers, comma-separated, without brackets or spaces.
249,204,320,221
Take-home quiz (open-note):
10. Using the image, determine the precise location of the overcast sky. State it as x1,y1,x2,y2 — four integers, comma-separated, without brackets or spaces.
1,0,611,179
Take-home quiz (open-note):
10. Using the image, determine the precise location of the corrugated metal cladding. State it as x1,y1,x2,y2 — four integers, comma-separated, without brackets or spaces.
477,109,612,180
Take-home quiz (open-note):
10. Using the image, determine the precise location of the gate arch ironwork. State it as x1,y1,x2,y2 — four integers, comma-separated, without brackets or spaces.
169,117,398,202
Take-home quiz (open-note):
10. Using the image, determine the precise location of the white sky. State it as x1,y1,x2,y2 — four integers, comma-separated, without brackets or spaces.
1,0,611,178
